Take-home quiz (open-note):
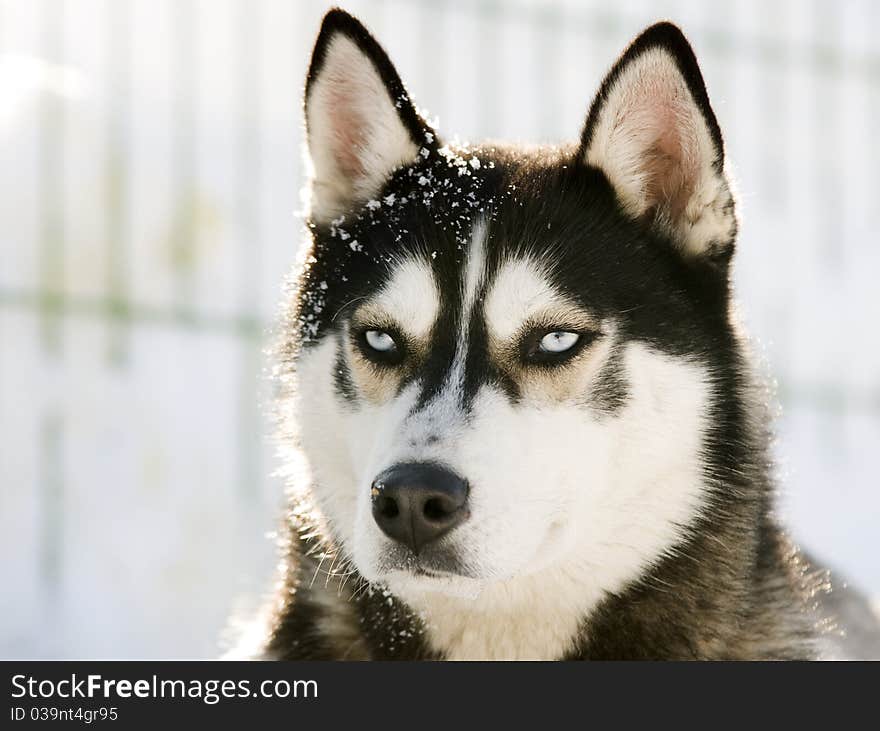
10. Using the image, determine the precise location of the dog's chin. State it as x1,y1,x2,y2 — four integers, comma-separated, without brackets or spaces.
353,538,484,600
356,518,577,603
383,568,485,601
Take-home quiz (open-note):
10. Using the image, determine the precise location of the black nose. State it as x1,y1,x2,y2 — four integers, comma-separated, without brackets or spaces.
371,462,469,554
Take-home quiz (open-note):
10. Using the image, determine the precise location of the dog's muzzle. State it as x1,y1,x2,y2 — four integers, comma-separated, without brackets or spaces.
370,462,469,555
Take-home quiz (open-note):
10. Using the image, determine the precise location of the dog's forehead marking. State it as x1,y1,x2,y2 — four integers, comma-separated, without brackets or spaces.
401,216,487,422
371,257,438,337
448,217,487,384
461,217,487,316
484,258,565,340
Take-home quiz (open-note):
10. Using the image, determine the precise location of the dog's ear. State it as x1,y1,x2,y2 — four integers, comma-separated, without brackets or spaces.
304,9,435,224
579,23,736,264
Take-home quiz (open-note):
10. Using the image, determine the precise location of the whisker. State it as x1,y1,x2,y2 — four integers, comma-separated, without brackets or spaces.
309,550,332,589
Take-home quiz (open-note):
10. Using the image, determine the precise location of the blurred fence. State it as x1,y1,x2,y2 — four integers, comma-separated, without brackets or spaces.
1,0,878,658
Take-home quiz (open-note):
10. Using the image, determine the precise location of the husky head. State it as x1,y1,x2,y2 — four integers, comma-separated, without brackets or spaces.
283,10,743,614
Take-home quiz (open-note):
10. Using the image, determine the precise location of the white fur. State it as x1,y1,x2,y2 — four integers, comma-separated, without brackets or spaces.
306,34,419,223
293,239,715,658
369,257,439,338
583,47,735,257
445,217,487,392
484,256,570,340
460,218,487,316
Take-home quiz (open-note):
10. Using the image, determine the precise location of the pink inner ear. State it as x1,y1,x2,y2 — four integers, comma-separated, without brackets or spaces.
326,79,368,180
640,95,700,222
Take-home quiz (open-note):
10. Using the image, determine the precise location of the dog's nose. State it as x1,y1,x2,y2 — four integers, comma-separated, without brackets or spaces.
371,462,469,554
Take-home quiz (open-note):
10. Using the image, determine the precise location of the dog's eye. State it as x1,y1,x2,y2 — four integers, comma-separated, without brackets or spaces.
522,328,596,365
356,328,406,366
538,331,580,354
364,330,397,353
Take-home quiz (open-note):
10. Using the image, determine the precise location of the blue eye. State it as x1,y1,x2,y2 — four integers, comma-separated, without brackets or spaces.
364,330,397,353
538,331,580,353
357,327,406,366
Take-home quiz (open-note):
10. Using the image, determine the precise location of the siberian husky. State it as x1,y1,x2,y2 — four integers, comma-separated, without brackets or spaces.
241,8,877,660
